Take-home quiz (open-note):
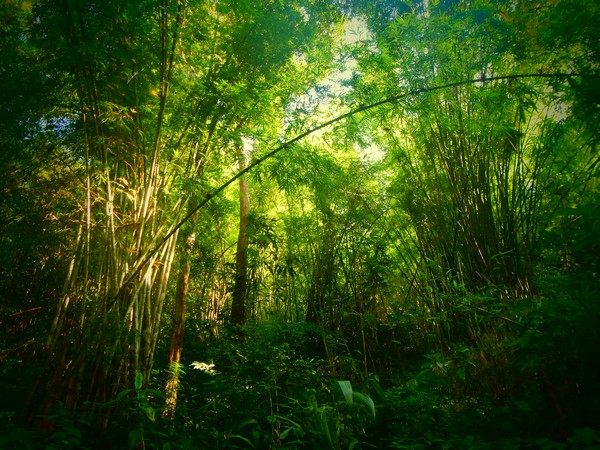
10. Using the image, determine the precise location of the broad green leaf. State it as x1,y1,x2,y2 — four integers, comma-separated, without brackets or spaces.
239,418,259,428
228,434,255,448
144,406,156,422
134,370,143,390
116,388,133,402
335,380,353,404
279,427,293,440
352,391,376,419
128,428,143,450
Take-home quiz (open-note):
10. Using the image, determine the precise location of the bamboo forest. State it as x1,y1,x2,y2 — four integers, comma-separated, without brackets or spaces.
1,0,599,448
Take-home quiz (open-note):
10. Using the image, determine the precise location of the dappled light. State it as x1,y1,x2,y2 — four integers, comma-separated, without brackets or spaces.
1,0,599,448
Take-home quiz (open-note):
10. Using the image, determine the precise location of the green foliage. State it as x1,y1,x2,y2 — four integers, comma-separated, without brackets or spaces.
0,421,37,450
1,0,599,448
149,321,376,449
43,403,89,450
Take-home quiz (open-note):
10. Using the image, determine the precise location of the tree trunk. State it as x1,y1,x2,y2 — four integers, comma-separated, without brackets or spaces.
231,147,250,326
164,232,195,417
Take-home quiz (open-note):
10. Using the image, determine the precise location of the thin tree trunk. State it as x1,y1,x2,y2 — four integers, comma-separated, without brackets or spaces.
164,232,195,416
231,146,250,326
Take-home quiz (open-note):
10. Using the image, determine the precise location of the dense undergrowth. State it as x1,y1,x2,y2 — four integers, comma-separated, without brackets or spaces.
2,266,599,449
2,0,599,448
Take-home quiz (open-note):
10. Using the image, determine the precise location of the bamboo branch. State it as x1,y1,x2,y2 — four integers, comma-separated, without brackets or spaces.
117,71,598,292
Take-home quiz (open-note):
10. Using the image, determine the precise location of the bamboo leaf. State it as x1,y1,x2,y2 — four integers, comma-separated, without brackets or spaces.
319,408,333,449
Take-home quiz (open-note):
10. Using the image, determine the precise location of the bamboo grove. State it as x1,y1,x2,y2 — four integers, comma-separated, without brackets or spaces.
1,0,599,447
